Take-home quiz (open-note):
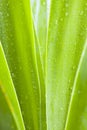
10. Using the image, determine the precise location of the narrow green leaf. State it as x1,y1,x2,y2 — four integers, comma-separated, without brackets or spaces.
0,42,25,130
65,40,87,130
30,1,48,127
0,88,17,130
0,0,41,129
31,0,47,72
46,0,87,130
34,30,47,129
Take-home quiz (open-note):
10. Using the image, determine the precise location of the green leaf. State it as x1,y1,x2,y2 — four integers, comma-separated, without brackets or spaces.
30,1,48,127
34,30,47,129
65,40,87,130
31,0,47,72
46,0,87,130
0,0,87,130
0,42,25,130
0,0,41,129
0,89,17,130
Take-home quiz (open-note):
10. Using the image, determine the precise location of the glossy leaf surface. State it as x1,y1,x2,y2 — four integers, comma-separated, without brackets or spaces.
0,0,41,129
46,0,87,130
0,0,87,130
65,41,87,130
31,0,47,72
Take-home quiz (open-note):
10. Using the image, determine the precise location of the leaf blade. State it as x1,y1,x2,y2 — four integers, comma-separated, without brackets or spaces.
31,0,47,72
0,0,41,129
0,42,25,130
46,0,87,129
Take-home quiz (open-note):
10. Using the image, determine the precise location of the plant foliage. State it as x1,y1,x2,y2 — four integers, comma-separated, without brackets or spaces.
0,0,87,130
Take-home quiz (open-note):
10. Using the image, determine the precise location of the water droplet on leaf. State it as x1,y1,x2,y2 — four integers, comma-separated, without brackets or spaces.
80,11,84,16
78,90,81,94
65,3,69,7
65,12,69,16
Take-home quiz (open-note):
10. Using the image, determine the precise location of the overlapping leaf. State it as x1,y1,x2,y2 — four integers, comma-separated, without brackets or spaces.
0,0,41,129
0,42,25,130
0,0,87,130
46,0,87,130
65,40,87,130
30,0,47,72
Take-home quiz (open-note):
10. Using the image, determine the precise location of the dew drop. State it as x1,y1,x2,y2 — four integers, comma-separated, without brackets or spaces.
78,90,81,94
11,125,14,129
60,107,63,111
7,13,9,17
43,1,46,5
65,3,69,7
68,79,71,83
80,11,84,16
12,72,15,77
0,12,2,16
72,66,76,70
6,3,9,7
19,66,22,70
85,8,87,11
55,20,58,25
60,18,63,22
65,12,69,16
